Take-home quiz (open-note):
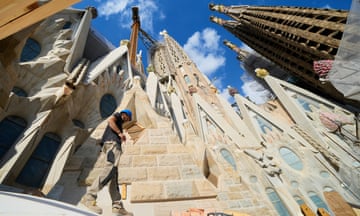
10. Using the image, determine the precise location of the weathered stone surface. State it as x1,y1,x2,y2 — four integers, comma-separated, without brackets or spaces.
141,145,168,154
131,182,166,202
123,145,141,155
158,155,181,166
132,155,157,167
180,154,196,165
148,167,181,181
165,181,198,199
118,155,133,167
193,180,217,197
167,144,190,153
64,156,84,171
180,165,204,179
118,167,147,182
149,136,169,144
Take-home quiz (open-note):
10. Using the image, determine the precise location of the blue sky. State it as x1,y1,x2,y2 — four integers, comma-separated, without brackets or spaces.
72,0,352,104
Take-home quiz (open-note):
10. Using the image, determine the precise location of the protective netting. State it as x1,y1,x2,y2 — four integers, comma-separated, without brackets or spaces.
328,0,360,101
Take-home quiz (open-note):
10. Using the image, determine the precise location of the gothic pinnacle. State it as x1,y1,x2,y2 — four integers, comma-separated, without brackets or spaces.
223,40,249,61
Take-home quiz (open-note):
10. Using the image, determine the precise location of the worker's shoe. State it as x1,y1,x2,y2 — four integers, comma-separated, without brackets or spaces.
112,201,133,216
81,194,103,215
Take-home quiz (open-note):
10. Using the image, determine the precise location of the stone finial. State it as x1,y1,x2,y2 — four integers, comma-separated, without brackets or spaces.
120,39,130,47
209,4,225,13
227,86,238,97
255,68,269,78
86,6,98,19
209,16,224,25
133,75,141,88
147,64,155,73
160,30,168,36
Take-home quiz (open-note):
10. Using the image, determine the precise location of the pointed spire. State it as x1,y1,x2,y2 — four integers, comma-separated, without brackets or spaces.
209,3,248,16
223,40,249,61
209,16,225,26
209,3,227,13
227,85,239,97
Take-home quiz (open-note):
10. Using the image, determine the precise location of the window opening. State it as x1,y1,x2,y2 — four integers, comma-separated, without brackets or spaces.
100,94,117,118
20,38,41,62
0,116,27,160
16,132,61,188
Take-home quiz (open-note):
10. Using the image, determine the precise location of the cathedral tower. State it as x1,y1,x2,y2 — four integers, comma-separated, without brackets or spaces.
209,4,360,108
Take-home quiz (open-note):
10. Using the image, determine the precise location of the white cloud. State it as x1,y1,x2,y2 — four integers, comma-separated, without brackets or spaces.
218,87,232,103
322,4,332,9
241,79,272,104
97,0,162,33
98,0,132,18
183,28,225,77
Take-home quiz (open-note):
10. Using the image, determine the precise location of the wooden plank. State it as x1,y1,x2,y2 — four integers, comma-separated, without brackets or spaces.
0,0,38,27
318,208,330,216
0,0,80,40
300,203,316,216
323,191,356,216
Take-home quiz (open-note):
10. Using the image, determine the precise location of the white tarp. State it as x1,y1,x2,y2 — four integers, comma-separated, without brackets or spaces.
328,0,360,102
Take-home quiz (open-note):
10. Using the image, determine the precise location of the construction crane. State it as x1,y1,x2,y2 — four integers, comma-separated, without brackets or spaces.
139,28,158,51
129,7,140,67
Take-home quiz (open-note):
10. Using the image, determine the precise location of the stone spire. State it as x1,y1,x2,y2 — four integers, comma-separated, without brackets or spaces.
209,4,360,108
223,39,249,61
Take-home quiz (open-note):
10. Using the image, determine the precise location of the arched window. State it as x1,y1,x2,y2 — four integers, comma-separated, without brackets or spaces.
323,186,333,192
266,188,291,216
220,148,236,170
16,132,61,188
308,191,330,213
279,147,303,170
100,94,117,118
293,195,305,205
11,87,28,97
254,115,273,133
20,38,41,62
183,75,191,85
62,21,72,29
294,94,320,112
0,116,27,160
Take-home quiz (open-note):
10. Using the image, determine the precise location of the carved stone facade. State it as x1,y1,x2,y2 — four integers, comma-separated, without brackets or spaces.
0,6,359,216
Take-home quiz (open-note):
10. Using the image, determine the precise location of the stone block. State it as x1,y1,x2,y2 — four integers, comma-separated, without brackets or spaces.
134,131,149,145
193,180,217,197
118,155,133,167
180,166,204,179
167,144,190,153
132,155,157,167
158,155,181,166
123,145,141,155
148,129,164,136
131,182,166,202
148,167,180,181
227,192,243,200
149,136,169,144
118,167,147,182
141,145,168,154
180,154,196,165
165,181,197,199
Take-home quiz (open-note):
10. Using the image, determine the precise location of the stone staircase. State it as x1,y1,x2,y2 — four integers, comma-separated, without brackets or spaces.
118,124,217,203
